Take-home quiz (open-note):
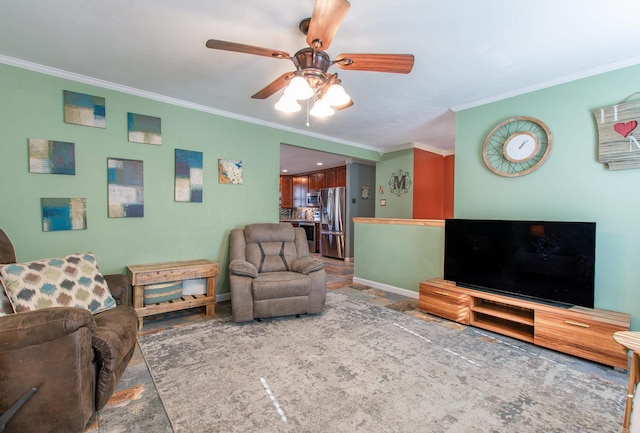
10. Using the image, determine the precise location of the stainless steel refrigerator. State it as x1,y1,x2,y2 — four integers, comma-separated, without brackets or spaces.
319,187,345,259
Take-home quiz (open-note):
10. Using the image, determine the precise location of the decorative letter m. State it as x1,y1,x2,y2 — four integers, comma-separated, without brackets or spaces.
392,174,406,190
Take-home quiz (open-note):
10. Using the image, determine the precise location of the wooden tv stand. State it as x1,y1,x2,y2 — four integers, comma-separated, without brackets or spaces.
419,278,631,369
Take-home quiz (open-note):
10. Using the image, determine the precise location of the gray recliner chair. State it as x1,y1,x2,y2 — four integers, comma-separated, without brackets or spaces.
229,223,326,322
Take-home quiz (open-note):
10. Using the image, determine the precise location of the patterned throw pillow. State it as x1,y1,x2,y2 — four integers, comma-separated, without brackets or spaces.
0,286,13,316
0,252,116,314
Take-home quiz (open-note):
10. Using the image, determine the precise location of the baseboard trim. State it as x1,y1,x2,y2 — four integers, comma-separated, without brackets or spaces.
352,277,419,299
217,280,419,302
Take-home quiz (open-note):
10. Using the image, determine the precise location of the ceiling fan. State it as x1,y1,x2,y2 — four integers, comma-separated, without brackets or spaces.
205,0,414,117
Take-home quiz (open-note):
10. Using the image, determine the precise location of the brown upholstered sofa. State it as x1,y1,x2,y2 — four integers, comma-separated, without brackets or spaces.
0,228,138,433
229,223,326,322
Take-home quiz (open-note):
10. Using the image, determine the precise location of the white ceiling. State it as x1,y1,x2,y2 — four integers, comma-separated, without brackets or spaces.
280,144,366,175
2,0,640,168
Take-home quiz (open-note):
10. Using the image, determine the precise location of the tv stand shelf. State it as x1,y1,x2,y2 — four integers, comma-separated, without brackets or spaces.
471,299,535,342
419,278,631,368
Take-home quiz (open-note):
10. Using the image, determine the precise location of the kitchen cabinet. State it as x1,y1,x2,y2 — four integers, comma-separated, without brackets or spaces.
325,170,336,188
280,175,293,208
325,166,346,188
281,167,345,208
336,166,346,187
309,172,325,191
293,176,308,207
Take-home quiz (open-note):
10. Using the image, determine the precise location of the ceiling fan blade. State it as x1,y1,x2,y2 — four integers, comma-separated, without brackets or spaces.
306,0,350,50
206,39,290,59
335,53,415,74
251,72,295,99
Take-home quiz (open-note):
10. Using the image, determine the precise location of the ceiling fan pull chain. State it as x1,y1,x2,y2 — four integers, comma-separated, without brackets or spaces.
306,99,310,127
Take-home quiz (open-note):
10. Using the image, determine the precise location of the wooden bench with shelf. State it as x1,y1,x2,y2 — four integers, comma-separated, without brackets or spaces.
127,259,218,329
419,278,630,368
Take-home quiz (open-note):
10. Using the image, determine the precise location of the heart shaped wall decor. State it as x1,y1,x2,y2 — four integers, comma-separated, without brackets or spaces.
614,120,638,138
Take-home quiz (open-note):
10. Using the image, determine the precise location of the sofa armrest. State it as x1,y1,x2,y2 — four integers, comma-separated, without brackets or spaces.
291,256,324,275
0,307,96,351
229,259,258,278
105,273,129,305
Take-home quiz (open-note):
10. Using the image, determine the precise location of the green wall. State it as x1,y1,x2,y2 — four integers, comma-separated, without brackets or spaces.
374,149,414,218
354,222,444,292
0,63,379,295
455,63,640,329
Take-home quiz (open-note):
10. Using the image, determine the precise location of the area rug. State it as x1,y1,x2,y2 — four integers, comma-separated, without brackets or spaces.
138,290,626,433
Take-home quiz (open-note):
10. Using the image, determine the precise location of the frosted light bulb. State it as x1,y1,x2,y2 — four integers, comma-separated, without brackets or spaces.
310,99,335,118
323,84,351,107
284,76,314,100
275,94,301,113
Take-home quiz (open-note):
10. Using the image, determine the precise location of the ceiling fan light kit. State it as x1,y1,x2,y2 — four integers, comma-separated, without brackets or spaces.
283,75,315,100
322,83,351,107
309,98,335,118
274,94,302,113
205,0,414,123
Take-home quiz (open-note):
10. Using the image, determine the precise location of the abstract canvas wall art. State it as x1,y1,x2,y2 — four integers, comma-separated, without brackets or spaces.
175,149,203,202
28,138,75,175
41,198,87,231
128,113,161,145
63,90,106,128
218,159,243,184
107,158,144,218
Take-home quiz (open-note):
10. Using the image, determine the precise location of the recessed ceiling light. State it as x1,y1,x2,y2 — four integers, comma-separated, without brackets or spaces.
282,169,288,173
317,162,323,166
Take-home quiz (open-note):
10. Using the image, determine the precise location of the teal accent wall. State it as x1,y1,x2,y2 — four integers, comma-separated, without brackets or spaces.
455,63,640,329
354,222,444,291
375,149,413,218
0,63,379,295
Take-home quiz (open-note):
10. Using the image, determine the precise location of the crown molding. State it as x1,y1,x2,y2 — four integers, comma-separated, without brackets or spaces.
450,55,640,112
380,142,454,157
379,143,414,155
0,54,380,153
413,142,455,156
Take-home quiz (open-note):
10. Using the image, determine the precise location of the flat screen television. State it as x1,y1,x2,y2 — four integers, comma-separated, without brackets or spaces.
443,219,596,308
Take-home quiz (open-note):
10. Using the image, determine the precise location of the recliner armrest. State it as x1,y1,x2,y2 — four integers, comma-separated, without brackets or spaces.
229,259,258,278
291,256,324,275
0,307,96,351
92,305,139,410
105,273,129,305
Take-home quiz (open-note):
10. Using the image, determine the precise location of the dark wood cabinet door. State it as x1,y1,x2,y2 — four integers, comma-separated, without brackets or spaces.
293,176,308,207
280,176,293,208
325,170,337,188
309,172,325,191
336,166,346,187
